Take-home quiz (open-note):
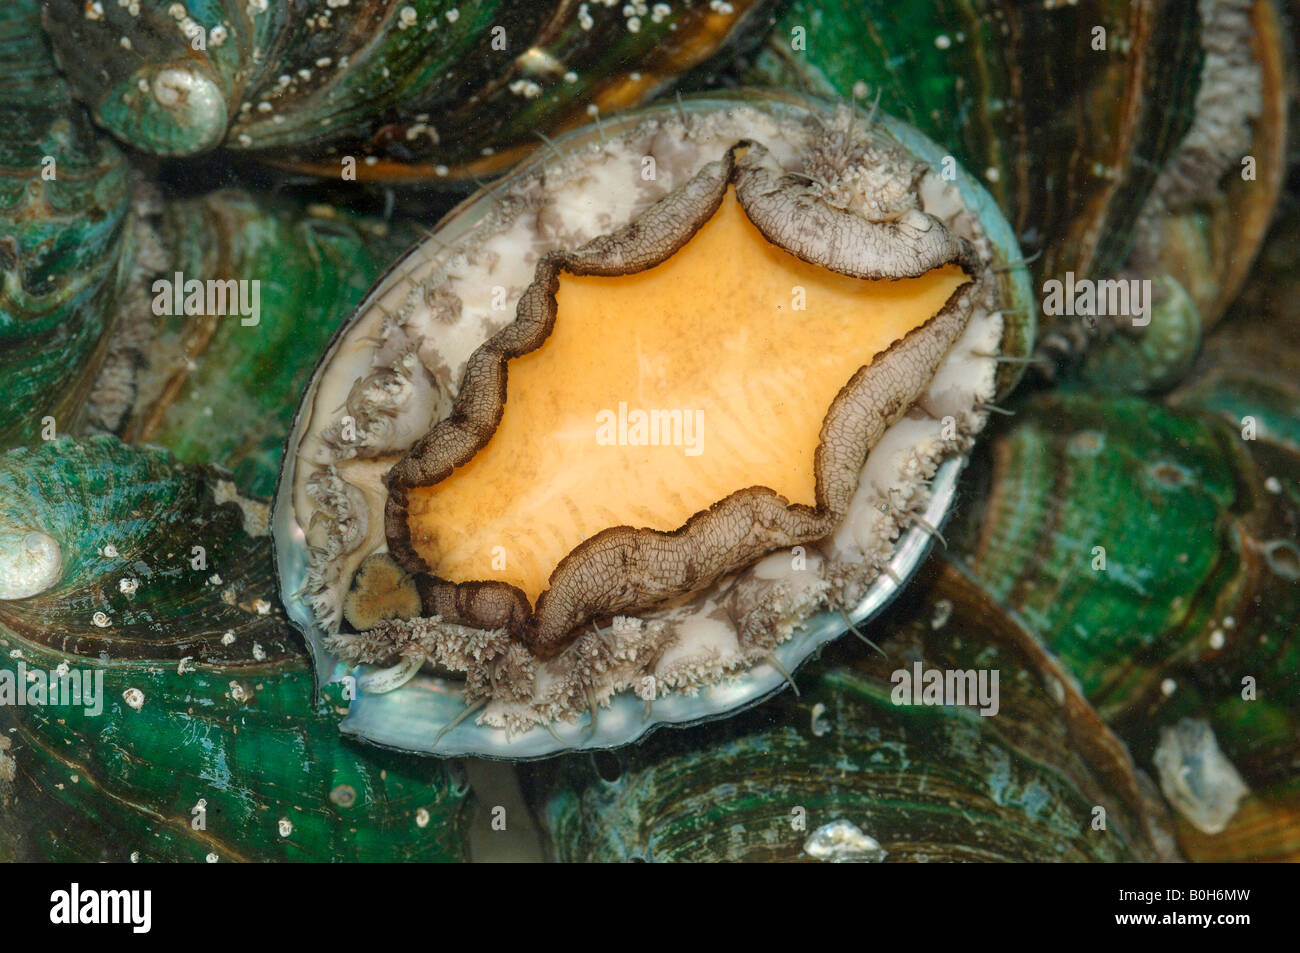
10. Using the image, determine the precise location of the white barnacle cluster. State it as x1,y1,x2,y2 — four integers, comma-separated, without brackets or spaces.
284,97,1008,736
165,3,207,49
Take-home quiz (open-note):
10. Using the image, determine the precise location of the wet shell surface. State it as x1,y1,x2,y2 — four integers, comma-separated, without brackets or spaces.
0,0,1289,863
0,0,131,449
84,186,424,496
951,388,1298,852
0,437,471,861
938,195,1300,860
274,90,1034,757
42,0,775,180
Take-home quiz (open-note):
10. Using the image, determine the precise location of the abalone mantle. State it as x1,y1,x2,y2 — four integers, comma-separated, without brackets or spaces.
282,97,1010,736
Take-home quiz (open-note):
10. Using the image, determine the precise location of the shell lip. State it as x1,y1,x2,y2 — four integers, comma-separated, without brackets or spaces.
271,88,1032,757
268,179,497,692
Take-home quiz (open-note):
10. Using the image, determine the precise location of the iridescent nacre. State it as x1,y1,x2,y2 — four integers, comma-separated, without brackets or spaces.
86,188,423,496
949,380,1299,859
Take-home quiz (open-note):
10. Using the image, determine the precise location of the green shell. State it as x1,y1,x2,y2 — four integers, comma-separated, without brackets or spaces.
749,0,1194,276
0,0,131,450
100,189,423,496
948,381,1299,859
524,560,1175,862
41,0,776,180
1170,206,1300,456
952,391,1251,717
0,437,470,861
1161,205,1300,860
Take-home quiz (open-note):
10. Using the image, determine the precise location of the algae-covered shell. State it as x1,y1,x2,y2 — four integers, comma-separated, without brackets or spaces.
3,0,437,473
1156,207,1300,860
273,90,1035,758
0,0,131,450
0,437,469,861
521,559,1177,861
41,0,775,180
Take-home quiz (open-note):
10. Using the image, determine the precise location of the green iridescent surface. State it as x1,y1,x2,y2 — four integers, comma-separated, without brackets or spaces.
112,190,422,496
951,391,1247,718
1171,207,1300,455
0,0,130,449
949,253,1300,859
1075,275,1203,393
1160,206,1300,859
0,438,470,862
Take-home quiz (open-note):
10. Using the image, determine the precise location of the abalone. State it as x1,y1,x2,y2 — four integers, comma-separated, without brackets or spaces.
274,90,1034,757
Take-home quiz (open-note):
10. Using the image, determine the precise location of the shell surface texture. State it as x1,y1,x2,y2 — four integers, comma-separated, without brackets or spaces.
42,0,778,180
0,437,471,861
0,0,1293,865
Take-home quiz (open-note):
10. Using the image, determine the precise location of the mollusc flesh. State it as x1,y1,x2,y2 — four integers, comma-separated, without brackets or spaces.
273,90,1033,758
